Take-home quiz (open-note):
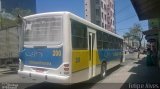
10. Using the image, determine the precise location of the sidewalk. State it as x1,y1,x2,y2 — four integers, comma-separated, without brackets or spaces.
93,54,160,89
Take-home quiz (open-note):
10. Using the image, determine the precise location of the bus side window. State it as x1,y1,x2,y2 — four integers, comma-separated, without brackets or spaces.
71,20,87,50
97,31,103,49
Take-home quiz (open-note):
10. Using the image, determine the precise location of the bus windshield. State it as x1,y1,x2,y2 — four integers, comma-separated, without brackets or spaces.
24,16,63,45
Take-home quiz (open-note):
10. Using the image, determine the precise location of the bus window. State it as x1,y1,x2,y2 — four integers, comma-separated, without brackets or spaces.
71,20,87,50
97,31,103,49
103,42,108,49
24,16,63,45
97,41,103,49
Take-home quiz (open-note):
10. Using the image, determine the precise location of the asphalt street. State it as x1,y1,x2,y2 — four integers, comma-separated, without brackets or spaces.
0,53,159,89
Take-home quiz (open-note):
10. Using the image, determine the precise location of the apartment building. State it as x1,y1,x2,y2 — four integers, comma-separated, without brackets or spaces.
85,0,115,33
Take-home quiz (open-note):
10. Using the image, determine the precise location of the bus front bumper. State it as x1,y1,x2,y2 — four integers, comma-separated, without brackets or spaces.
18,70,71,84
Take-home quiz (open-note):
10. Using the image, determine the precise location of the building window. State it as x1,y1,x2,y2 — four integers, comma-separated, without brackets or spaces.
96,0,100,4
105,14,107,21
107,4,109,7
96,9,100,16
111,19,112,24
105,24,107,29
101,1,103,8
110,1,112,7
96,21,100,26
108,13,109,16
101,12,103,19
104,4,106,10
107,19,110,25
102,23,104,28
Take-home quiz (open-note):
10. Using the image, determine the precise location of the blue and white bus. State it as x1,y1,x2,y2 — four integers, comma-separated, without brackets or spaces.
18,12,123,84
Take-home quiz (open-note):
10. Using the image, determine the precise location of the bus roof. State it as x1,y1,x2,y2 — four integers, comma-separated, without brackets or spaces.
24,11,123,40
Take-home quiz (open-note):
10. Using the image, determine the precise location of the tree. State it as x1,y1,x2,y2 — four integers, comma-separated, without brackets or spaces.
11,8,33,24
129,24,143,58
0,17,17,28
0,8,32,29
123,23,143,58
0,12,17,29
12,8,32,17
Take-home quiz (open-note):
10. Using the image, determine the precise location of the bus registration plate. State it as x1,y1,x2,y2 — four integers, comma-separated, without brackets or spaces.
35,68,45,73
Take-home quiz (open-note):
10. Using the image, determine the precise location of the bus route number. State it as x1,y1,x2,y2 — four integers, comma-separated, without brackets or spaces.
53,50,61,56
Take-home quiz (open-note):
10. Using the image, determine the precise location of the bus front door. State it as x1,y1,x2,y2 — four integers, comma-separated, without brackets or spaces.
88,29,96,78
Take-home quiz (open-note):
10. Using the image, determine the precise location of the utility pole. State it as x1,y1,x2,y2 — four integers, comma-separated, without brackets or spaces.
0,0,2,30
113,0,116,34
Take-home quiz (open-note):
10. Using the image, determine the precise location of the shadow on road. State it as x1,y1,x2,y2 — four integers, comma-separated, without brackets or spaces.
120,57,160,89
24,65,122,89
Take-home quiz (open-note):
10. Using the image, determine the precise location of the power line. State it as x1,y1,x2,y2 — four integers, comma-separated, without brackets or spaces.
116,15,137,24
116,24,148,32
115,4,131,15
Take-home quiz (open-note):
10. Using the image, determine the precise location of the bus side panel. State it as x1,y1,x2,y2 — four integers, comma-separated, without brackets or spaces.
70,48,122,83
71,50,89,83
98,49,123,69
71,50,101,83
94,50,101,76
107,49,122,69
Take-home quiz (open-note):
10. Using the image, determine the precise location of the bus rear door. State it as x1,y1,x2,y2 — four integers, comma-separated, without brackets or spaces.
88,28,96,78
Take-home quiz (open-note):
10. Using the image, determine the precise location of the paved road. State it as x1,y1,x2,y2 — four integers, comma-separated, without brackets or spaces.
1,53,158,89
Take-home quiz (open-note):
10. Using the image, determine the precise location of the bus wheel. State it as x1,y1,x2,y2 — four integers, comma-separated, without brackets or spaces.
100,62,107,78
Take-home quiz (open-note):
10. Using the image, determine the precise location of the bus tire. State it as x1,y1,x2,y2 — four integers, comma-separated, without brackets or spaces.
100,62,107,79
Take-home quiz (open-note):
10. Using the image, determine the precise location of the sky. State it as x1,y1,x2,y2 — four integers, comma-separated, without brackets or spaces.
36,0,148,36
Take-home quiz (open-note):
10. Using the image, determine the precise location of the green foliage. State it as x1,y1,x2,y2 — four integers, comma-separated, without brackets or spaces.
12,8,33,24
129,24,143,41
0,17,17,28
123,32,131,39
123,23,144,58
12,8,33,17
0,8,32,29
123,23,143,42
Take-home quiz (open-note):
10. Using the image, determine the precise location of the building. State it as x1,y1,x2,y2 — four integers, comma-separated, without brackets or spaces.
0,0,36,67
85,0,115,33
131,0,160,67
148,18,160,30
124,37,139,49
0,26,20,67
0,0,36,13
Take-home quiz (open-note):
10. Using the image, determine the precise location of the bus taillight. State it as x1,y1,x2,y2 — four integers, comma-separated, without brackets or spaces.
64,68,69,71
63,64,70,75
64,64,69,67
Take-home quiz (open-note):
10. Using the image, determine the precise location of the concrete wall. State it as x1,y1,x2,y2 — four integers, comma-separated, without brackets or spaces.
0,26,20,65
